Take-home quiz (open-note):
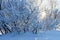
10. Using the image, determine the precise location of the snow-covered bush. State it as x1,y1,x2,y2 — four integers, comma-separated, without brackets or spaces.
0,0,60,35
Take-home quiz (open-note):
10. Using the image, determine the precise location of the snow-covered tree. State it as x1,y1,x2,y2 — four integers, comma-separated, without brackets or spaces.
0,0,60,35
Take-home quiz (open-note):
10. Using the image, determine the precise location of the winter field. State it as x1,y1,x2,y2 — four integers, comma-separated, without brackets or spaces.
0,0,60,40
0,30,60,40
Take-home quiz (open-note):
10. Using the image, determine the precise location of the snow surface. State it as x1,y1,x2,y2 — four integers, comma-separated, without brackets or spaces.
0,30,60,40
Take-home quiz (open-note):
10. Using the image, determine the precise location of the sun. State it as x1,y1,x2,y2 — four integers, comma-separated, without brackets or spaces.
38,11,47,21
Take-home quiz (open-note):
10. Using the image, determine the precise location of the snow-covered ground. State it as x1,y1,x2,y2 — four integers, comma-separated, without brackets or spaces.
0,30,60,40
